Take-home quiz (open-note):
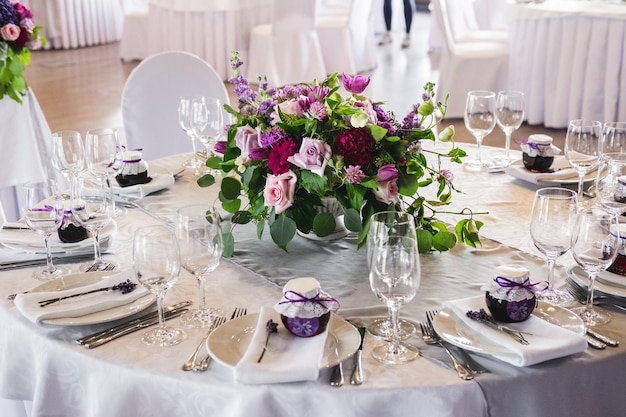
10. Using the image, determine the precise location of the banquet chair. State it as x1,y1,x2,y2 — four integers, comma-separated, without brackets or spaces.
432,0,509,118
246,0,327,86
445,0,508,45
121,51,230,162
316,0,377,75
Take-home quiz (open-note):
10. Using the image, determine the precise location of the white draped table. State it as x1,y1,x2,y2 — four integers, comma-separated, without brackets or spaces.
508,0,626,128
1,144,625,417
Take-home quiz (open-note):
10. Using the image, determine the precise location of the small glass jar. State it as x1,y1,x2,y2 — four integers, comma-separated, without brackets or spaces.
115,150,150,187
521,134,558,172
483,265,537,323
607,224,626,275
57,209,89,243
274,277,339,337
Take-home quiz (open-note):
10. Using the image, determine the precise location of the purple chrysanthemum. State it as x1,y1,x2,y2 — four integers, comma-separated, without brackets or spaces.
308,101,328,121
344,165,365,184
260,126,287,148
439,169,454,185
258,98,276,120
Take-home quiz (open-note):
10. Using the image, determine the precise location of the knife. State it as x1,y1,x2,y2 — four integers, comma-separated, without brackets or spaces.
76,300,191,346
350,326,366,385
0,253,106,271
587,328,619,347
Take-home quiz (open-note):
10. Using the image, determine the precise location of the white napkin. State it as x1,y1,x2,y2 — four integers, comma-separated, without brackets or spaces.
443,296,587,367
505,156,581,185
598,269,626,289
234,307,328,384
113,173,174,200
14,272,150,325
0,222,114,251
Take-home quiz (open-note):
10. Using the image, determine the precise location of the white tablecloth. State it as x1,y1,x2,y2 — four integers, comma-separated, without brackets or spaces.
1,146,625,417
508,0,626,127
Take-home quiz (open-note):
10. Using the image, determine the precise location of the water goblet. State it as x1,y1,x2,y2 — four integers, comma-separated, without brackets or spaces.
51,130,84,190
71,170,115,272
368,211,420,364
464,90,496,171
529,187,577,306
85,127,125,217
176,205,224,328
600,122,626,159
494,90,524,167
178,96,205,170
133,225,185,346
595,156,626,216
564,119,601,199
22,180,68,280
570,206,619,326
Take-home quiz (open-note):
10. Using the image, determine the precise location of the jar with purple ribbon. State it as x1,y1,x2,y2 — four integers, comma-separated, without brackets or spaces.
115,150,150,187
274,277,340,337
57,202,88,243
482,265,537,322
521,134,559,172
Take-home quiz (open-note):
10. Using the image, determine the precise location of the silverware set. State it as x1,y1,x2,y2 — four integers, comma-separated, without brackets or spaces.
330,321,366,387
565,278,626,313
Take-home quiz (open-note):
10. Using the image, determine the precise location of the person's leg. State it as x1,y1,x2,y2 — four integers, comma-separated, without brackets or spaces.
401,0,413,48
379,0,393,45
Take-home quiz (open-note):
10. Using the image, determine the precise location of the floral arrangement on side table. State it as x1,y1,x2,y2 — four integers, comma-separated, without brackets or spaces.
0,0,45,103
199,52,484,256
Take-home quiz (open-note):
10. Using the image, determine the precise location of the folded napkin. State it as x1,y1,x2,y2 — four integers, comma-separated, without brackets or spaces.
113,173,174,200
0,222,114,251
598,269,626,289
234,307,328,384
443,296,587,367
14,272,150,325
505,156,581,185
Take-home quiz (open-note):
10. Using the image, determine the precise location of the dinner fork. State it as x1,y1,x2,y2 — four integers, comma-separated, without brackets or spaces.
565,278,626,312
193,307,247,372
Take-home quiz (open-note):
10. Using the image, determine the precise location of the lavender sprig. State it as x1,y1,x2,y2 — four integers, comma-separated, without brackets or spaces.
466,309,531,345
257,319,279,363
38,279,138,307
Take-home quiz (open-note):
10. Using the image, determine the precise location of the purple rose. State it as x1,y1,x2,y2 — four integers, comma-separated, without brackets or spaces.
377,164,398,182
287,138,331,176
235,125,262,162
342,73,370,94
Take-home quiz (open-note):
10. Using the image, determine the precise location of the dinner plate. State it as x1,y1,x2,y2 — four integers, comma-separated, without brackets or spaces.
1,223,115,254
29,271,155,326
207,312,361,369
111,164,174,198
567,265,626,298
433,301,585,355
507,159,597,185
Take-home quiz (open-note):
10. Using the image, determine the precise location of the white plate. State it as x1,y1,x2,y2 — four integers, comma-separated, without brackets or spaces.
507,158,596,184
433,301,585,355
567,265,626,298
207,312,361,369
112,164,174,198
30,271,155,326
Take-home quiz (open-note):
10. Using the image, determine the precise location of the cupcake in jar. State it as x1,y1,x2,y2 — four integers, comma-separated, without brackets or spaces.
482,265,537,323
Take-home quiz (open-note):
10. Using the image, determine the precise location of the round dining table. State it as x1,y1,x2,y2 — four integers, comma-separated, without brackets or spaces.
1,143,625,417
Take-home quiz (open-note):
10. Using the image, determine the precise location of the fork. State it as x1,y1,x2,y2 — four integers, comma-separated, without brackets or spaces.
565,279,626,312
193,307,247,372
182,315,227,371
86,262,116,272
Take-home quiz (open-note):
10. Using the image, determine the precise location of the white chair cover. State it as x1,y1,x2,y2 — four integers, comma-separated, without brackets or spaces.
121,51,230,162
432,0,509,118
445,0,508,44
246,0,327,86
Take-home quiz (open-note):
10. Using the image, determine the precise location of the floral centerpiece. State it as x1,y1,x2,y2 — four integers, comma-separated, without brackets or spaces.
0,0,45,104
199,52,483,256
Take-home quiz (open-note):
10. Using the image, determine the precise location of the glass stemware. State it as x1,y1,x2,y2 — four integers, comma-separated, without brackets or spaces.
529,187,577,306
132,225,185,346
464,90,496,171
564,119,601,199
22,180,68,280
197,97,223,174
368,211,420,364
85,127,125,217
51,130,84,189
570,206,618,326
494,90,524,168
178,96,205,170
595,156,626,216
176,205,224,328
71,170,115,272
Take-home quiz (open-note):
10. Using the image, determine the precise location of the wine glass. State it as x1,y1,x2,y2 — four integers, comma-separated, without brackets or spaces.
176,205,224,328
51,130,84,189
197,97,223,174
70,170,115,272
570,206,619,326
178,96,204,170
564,119,601,199
595,156,626,216
133,225,185,346
600,122,626,159
494,91,524,167
22,180,68,280
464,90,496,171
365,212,416,340
368,211,420,364
529,187,578,306
85,128,124,216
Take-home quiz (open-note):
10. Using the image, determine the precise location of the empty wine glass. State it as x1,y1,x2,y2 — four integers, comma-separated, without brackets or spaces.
464,90,496,171
71,170,115,272
564,119,601,199
85,128,124,217
51,130,84,189
178,96,205,170
600,122,626,159
595,156,626,216
494,91,524,167
570,206,619,326
368,211,420,364
176,205,224,328
22,180,68,280
529,187,577,306
133,225,185,346
197,97,223,174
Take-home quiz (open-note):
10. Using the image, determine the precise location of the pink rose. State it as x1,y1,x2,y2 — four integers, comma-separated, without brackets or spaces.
377,164,398,182
373,180,400,204
287,138,331,176
341,73,370,94
1,24,20,42
235,125,262,162
264,170,297,214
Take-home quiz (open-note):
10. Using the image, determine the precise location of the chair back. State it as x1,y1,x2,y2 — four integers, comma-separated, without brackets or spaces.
272,0,318,34
432,0,455,52
121,51,230,161
445,0,481,42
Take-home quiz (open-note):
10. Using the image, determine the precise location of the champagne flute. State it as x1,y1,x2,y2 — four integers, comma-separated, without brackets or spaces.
570,206,618,326
133,225,185,346
494,91,524,167
178,96,204,169
564,119,601,199
85,127,125,217
22,180,68,280
368,211,420,364
464,90,496,171
51,130,84,189
71,170,115,272
529,187,577,306
176,205,224,328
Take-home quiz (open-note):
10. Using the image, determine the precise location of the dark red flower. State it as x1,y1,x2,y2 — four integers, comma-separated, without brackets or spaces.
335,127,375,166
268,138,297,175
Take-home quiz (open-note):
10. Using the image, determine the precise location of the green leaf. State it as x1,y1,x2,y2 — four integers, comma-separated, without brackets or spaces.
346,183,366,210
221,198,241,214
368,124,387,141
269,215,297,251
417,229,433,254
312,212,336,237
197,174,216,187
397,171,418,197
222,230,235,258
221,176,242,200
231,211,252,224
343,208,362,232
432,231,457,251
205,156,223,169
256,219,265,240
300,170,327,195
